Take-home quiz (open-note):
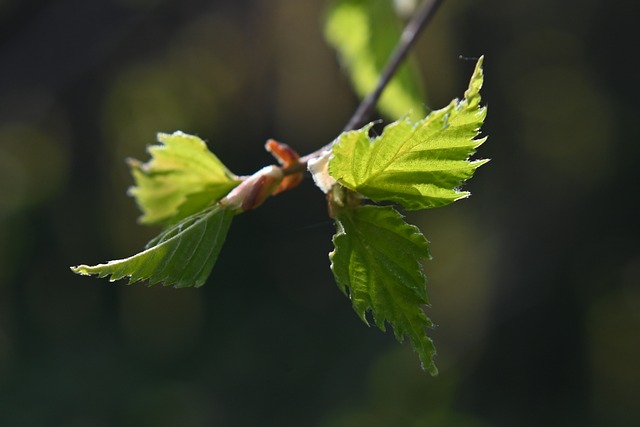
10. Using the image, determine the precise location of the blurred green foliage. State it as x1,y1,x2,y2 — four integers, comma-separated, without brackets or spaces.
0,0,638,426
325,0,426,121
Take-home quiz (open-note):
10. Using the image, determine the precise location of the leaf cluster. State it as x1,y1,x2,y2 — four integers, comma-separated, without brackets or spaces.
71,2,488,373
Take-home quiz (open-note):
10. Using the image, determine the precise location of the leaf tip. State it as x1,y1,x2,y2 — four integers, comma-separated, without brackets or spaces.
423,357,439,376
464,55,485,100
472,55,484,78
70,265,87,275
125,157,142,168
453,190,471,201
473,158,491,168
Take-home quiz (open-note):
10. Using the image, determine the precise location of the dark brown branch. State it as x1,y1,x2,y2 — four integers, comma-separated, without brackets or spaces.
342,0,445,132
282,0,445,177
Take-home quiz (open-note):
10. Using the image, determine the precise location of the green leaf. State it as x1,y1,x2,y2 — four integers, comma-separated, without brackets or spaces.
329,57,488,210
325,0,426,121
128,131,240,226
330,202,437,374
71,204,234,288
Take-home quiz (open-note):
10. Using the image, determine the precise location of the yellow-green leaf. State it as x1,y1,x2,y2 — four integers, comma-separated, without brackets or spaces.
329,57,487,210
128,131,240,226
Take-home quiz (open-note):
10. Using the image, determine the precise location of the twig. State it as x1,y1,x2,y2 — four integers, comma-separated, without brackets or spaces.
342,0,445,132
283,0,445,177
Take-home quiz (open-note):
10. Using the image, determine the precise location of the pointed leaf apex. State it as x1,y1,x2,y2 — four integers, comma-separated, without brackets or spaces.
464,56,484,103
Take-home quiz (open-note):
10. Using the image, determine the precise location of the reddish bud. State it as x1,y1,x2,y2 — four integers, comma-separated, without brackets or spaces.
265,139,304,194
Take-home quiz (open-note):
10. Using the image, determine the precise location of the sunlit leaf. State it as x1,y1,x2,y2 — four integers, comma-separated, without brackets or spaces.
329,57,487,210
325,0,426,121
128,131,240,226
71,204,234,288
330,201,437,374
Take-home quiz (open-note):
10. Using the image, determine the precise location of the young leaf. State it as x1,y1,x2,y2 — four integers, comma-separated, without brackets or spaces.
128,131,240,226
329,57,487,210
71,204,234,288
325,0,426,121
330,201,437,374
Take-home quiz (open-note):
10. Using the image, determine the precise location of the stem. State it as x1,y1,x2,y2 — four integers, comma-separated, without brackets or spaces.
283,0,445,177
342,0,445,133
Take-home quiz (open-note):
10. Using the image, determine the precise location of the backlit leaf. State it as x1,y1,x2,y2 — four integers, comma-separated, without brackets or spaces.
330,200,437,374
71,204,234,288
128,131,240,226
329,57,487,210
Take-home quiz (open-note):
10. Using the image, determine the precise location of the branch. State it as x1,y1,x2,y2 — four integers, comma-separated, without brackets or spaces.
342,0,445,132
283,0,445,177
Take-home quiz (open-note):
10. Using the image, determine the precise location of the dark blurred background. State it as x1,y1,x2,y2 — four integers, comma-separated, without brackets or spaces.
1,0,638,425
